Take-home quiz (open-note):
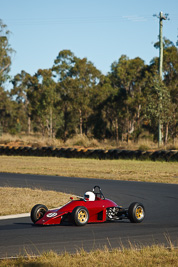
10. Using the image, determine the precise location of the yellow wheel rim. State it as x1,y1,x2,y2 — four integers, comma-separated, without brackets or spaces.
78,210,87,223
135,206,144,220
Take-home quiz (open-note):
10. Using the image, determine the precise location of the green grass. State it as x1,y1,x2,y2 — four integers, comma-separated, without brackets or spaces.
0,156,177,184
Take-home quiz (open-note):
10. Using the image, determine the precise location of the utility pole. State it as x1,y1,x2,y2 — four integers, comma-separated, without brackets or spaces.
153,12,169,147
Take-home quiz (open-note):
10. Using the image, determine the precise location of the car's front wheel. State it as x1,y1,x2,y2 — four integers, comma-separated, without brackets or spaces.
31,204,48,223
128,202,145,223
72,206,89,226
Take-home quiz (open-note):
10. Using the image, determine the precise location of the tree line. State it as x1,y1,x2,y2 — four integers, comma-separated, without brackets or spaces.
0,19,177,144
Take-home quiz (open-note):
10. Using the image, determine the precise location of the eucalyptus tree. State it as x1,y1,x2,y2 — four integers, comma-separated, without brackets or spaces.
0,19,14,85
52,50,77,140
11,71,33,133
0,19,15,133
28,69,56,137
109,55,145,142
53,50,102,138
0,87,13,133
149,38,178,143
70,57,101,135
162,40,178,142
143,74,172,143
88,75,115,140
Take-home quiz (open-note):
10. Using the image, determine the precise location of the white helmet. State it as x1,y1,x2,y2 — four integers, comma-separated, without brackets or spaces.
84,191,95,201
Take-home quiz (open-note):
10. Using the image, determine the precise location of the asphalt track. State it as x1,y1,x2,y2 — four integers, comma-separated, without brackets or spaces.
0,172,178,258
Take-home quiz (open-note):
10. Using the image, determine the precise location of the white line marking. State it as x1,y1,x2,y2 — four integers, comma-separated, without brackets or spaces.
0,206,62,220
0,213,30,220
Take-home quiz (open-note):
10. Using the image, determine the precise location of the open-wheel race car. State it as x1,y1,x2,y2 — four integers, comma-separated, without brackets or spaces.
31,186,145,226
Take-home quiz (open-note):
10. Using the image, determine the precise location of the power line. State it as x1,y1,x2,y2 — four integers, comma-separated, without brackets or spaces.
1,14,156,26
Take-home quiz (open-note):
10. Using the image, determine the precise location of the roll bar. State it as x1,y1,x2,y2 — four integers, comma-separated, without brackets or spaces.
93,185,105,200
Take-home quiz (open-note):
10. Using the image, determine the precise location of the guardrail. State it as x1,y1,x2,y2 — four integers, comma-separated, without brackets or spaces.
0,146,177,161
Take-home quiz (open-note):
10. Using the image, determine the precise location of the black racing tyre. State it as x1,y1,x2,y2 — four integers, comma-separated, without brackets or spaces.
72,206,89,226
128,202,145,223
31,204,48,224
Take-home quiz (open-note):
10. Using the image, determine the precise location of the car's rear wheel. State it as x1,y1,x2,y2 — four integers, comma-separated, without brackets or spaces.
72,206,89,226
128,202,145,223
31,204,48,223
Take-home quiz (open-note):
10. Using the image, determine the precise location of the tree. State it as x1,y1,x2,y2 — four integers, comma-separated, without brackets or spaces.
0,87,11,132
53,50,102,138
35,69,57,138
25,69,57,137
70,57,101,135
150,38,178,143
0,19,15,85
162,40,178,143
109,55,145,142
143,74,171,141
52,50,77,140
88,75,114,139
11,71,33,133
0,19,15,133
53,50,76,81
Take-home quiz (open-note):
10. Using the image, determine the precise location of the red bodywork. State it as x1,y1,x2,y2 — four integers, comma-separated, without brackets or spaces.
35,198,118,225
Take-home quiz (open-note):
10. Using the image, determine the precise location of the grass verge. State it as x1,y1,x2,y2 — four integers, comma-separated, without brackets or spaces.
0,156,177,184
0,245,178,266
1,133,178,150
0,187,72,216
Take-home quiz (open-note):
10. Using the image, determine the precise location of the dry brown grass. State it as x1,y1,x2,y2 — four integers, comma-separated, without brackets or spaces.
0,245,178,266
0,133,62,148
0,187,72,216
1,133,178,150
0,156,177,184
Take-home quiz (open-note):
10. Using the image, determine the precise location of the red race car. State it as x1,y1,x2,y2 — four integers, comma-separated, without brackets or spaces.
31,186,145,226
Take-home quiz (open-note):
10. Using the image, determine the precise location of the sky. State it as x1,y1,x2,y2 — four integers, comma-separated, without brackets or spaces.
1,0,178,87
